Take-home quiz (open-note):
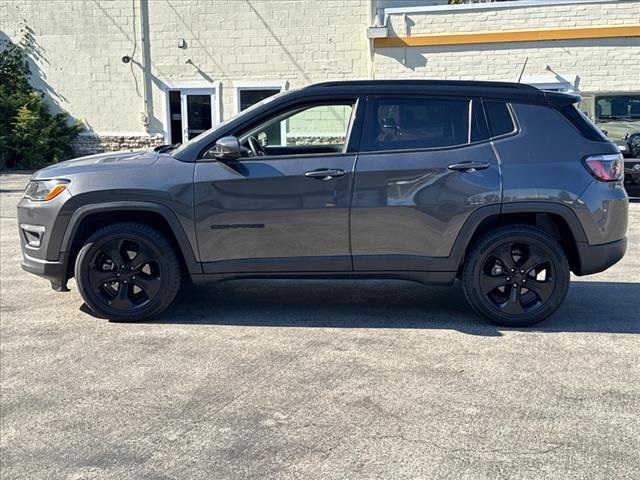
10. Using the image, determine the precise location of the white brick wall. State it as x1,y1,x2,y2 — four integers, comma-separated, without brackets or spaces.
1,0,370,140
375,1,640,93
1,0,638,151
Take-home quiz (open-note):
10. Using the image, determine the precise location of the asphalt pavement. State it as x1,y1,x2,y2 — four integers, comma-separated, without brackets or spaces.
1,172,639,479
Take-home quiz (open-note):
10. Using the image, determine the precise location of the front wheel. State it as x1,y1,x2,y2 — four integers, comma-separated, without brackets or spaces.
75,222,181,321
462,225,570,327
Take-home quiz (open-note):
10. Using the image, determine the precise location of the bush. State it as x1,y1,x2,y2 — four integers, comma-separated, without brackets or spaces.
0,38,81,170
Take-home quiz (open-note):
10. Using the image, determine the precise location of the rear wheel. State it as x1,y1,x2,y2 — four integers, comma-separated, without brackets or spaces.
75,222,181,321
462,225,570,327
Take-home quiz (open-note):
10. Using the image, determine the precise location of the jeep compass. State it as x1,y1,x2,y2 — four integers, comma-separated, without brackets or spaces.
18,80,628,326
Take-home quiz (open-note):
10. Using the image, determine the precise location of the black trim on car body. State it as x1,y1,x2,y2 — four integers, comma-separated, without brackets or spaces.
60,201,201,274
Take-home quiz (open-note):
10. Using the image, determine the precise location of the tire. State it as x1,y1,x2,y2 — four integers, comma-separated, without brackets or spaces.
462,225,570,327
75,222,181,322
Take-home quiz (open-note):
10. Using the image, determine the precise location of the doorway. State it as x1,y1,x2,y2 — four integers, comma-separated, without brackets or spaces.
166,87,219,144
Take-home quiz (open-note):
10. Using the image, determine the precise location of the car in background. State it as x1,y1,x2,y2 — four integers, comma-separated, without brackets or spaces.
580,92,640,192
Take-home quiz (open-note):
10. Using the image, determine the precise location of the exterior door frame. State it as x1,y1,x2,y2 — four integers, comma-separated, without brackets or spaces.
162,81,221,144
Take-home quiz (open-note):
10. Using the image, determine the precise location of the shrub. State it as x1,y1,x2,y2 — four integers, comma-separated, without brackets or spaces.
0,37,81,170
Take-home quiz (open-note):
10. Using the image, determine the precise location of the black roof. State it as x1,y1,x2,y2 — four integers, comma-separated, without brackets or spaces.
304,79,579,106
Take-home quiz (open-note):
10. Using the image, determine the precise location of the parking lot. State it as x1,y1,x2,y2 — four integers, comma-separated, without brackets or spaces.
1,172,638,479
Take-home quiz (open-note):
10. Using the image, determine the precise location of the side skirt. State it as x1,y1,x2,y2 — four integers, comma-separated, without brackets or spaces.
190,270,456,286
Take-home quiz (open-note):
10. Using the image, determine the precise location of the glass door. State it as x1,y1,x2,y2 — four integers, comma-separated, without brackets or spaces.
167,88,217,143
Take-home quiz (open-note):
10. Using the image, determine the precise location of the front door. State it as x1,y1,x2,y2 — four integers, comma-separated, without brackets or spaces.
351,95,501,271
194,99,361,273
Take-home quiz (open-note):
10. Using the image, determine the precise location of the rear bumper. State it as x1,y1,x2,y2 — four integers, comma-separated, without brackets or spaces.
575,237,627,276
21,252,70,291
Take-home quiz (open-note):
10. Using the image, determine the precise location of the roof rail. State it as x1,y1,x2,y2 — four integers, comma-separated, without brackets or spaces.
306,80,540,91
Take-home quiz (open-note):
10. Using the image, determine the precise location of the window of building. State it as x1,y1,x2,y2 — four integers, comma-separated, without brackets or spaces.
363,97,472,152
233,81,288,146
234,81,288,113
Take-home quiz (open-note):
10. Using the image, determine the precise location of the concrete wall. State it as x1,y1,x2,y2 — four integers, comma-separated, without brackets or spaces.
374,1,640,92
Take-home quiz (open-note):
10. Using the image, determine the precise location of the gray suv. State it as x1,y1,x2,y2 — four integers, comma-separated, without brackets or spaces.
17,80,628,327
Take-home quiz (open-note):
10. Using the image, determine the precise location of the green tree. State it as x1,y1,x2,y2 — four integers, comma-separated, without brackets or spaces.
0,37,81,170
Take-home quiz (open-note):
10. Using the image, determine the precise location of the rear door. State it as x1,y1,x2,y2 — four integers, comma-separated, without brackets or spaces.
351,95,501,271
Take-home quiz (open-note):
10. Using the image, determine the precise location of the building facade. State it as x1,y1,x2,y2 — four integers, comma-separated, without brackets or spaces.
1,0,638,154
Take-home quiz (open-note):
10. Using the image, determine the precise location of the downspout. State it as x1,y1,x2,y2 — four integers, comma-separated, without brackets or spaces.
367,5,388,80
139,0,153,132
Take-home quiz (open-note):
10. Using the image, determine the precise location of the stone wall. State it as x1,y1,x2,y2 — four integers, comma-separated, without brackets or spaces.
286,136,346,146
72,133,165,157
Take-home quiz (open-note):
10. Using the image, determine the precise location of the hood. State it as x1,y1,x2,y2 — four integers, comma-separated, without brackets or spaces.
595,119,640,141
33,150,162,179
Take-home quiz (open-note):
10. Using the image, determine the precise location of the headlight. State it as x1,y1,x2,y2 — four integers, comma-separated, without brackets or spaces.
23,179,70,201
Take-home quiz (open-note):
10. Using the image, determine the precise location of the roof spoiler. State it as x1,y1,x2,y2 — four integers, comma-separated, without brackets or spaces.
544,91,582,107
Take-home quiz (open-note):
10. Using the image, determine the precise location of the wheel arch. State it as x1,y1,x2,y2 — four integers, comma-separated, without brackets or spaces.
455,202,588,275
62,202,202,280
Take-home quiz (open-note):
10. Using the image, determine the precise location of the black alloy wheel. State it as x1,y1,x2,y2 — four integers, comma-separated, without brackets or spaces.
462,225,570,327
75,222,181,321
88,238,162,311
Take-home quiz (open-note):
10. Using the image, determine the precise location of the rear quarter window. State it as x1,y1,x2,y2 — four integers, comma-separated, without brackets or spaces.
484,101,516,138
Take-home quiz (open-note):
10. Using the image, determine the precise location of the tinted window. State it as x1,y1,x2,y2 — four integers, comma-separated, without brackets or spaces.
484,102,515,137
237,102,354,155
364,98,471,151
595,95,640,120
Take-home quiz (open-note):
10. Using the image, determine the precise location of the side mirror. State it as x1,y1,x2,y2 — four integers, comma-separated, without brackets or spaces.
211,136,241,161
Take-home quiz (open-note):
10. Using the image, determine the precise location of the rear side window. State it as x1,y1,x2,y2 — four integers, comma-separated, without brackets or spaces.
363,97,471,151
484,101,515,137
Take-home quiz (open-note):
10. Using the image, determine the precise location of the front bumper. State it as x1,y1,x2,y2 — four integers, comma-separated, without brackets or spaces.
624,158,640,175
574,237,627,276
18,189,75,291
21,251,71,291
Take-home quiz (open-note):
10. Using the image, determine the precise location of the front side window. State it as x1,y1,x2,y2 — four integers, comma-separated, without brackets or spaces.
363,97,471,152
238,102,355,156
595,95,640,120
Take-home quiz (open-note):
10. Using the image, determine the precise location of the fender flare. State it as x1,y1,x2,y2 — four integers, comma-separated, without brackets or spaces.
447,201,588,271
60,201,202,274
500,201,588,243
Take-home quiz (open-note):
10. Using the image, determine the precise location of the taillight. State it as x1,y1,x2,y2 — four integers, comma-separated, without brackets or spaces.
583,153,624,182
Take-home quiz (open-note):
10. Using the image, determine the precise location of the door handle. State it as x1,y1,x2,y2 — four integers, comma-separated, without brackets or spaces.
304,168,346,181
447,161,490,172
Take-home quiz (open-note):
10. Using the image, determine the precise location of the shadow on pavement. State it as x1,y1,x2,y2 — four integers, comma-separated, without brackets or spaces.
128,279,640,336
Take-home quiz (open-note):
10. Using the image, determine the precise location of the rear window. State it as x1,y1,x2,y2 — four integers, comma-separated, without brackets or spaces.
484,101,515,137
363,97,471,152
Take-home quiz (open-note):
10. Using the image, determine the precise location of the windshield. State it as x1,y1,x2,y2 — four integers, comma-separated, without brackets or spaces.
171,89,292,158
595,95,640,120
